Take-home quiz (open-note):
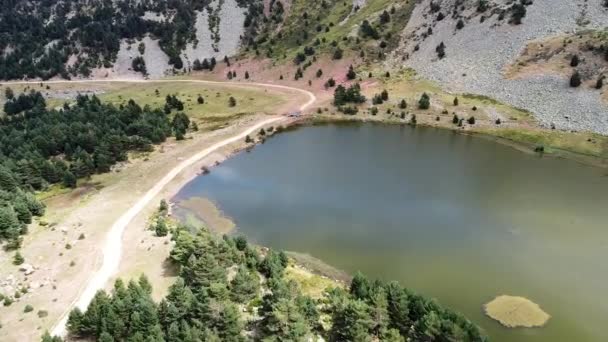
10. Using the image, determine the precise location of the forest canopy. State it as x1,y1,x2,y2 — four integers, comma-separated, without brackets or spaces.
62,225,487,342
0,90,191,248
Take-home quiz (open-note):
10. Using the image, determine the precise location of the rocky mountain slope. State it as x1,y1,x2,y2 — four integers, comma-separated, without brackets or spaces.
0,0,251,80
391,0,608,134
3,0,608,135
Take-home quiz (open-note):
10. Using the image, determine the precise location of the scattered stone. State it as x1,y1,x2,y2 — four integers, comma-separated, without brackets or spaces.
19,264,34,275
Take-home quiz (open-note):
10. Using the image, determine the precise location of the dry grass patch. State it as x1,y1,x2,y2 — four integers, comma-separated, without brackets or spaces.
284,264,342,299
479,127,608,159
505,30,608,99
484,295,550,328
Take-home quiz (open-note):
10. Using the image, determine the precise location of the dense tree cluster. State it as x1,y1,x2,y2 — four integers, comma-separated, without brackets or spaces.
333,83,366,106
508,0,531,25
61,226,486,342
0,0,256,80
3,90,46,116
192,57,217,71
0,92,190,246
132,56,147,76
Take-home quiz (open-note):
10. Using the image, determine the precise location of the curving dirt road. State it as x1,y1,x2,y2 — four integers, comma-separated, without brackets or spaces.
1,78,316,337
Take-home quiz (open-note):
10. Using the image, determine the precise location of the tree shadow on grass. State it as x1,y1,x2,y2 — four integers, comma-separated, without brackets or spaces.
161,257,179,278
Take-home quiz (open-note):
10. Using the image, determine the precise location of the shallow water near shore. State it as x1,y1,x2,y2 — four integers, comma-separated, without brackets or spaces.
174,123,608,341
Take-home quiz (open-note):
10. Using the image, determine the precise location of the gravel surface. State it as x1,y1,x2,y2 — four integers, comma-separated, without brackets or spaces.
114,36,170,79
182,0,245,67
393,0,608,134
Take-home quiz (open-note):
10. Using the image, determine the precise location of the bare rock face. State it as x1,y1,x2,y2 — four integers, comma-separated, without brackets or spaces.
182,0,246,68
392,0,608,134
113,36,171,79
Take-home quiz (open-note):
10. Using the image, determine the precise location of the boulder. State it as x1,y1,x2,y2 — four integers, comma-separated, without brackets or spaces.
19,264,35,275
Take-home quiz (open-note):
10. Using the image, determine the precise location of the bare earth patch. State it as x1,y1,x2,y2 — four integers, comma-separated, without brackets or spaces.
484,295,550,328
177,197,236,235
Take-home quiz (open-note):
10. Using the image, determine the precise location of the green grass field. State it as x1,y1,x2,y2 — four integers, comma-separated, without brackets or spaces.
479,127,608,158
99,82,287,120
43,81,288,121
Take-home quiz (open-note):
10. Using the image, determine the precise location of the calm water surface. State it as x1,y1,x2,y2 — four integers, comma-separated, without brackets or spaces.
175,123,608,341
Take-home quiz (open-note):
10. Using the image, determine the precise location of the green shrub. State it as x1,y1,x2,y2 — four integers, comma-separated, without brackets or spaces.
570,71,581,87
13,252,24,265
418,93,431,109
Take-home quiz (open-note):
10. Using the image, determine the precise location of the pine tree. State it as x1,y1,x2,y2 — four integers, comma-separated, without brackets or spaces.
386,281,411,335
595,76,604,89
217,303,243,341
5,87,14,100
418,93,431,109
155,217,168,237
331,299,373,341
41,331,63,342
13,251,24,265
369,288,390,336
570,55,580,67
159,199,169,215
0,206,21,241
350,272,370,300
62,171,77,188
570,71,582,87
230,266,260,303
381,89,389,101
346,65,357,80
99,331,115,342
0,166,18,192
12,197,32,224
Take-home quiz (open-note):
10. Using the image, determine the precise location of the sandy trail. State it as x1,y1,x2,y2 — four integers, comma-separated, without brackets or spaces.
1,79,316,337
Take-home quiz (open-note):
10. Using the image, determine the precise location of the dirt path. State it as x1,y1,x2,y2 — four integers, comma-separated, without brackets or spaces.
0,78,316,338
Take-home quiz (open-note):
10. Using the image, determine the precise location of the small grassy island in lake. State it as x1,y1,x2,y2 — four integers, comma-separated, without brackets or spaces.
484,295,551,328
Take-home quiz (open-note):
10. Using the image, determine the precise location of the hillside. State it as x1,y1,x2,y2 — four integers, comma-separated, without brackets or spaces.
3,0,608,135
0,0,252,79
391,0,608,134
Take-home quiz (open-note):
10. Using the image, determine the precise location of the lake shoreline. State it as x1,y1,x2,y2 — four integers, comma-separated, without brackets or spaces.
171,119,607,341
307,115,608,170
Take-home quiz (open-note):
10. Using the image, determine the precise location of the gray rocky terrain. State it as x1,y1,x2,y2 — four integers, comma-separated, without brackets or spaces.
392,0,608,134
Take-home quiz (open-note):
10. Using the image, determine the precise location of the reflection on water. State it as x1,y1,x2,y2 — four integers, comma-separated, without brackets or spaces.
174,123,608,342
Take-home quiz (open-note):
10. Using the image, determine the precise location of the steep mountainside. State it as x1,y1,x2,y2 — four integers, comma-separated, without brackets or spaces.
3,0,608,134
0,0,252,79
391,0,608,134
